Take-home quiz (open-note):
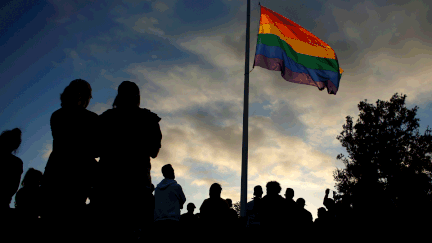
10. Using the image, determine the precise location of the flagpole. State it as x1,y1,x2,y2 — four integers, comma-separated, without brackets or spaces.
240,0,250,219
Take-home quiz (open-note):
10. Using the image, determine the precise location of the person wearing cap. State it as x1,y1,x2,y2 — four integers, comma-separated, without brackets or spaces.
180,203,198,230
246,185,263,229
296,198,313,228
96,81,162,240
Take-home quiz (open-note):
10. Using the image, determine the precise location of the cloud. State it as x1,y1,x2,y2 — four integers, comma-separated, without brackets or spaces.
88,102,110,115
63,48,91,72
40,143,52,159
62,0,432,219
116,15,165,37
76,14,87,21
153,2,169,12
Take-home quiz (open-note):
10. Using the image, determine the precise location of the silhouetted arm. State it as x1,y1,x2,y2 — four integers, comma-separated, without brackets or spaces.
324,188,330,206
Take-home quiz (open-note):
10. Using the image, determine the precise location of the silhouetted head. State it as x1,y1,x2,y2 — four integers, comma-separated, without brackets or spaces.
253,185,263,198
0,128,22,154
187,203,196,213
317,207,327,218
113,81,140,108
162,164,175,180
21,168,43,187
285,188,294,199
60,79,92,108
209,183,222,198
296,198,306,208
226,198,233,208
266,181,281,196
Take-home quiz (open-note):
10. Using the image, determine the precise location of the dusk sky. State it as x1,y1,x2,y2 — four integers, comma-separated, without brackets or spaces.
2,0,432,220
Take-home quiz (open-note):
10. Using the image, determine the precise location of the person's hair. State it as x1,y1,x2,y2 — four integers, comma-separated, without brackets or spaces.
187,203,195,210
317,207,327,218
60,79,92,108
318,207,326,213
285,188,294,198
226,198,232,207
21,168,43,187
112,81,140,108
253,185,263,196
161,164,173,177
296,198,306,207
0,128,22,154
266,181,281,194
209,183,222,197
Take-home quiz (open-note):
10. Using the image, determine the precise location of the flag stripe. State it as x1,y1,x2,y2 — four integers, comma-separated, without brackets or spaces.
259,23,336,59
254,5,342,95
254,54,339,94
260,6,331,48
257,34,339,72
259,6,335,59
255,43,340,88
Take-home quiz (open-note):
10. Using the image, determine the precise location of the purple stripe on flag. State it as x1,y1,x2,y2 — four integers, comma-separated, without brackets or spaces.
254,54,338,94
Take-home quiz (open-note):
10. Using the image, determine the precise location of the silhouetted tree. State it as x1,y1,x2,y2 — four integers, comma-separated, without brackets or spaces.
334,93,432,230
233,201,240,218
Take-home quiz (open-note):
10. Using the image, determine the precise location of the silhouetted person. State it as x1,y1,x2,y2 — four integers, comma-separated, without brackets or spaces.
15,168,43,241
97,81,162,240
314,207,328,228
246,185,263,229
296,198,313,231
284,187,299,229
0,128,23,212
0,127,23,238
226,198,239,228
323,189,337,226
41,79,98,240
199,183,230,231
180,203,198,230
154,164,186,233
15,168,43,219
259,181,288,232
311,207,328,241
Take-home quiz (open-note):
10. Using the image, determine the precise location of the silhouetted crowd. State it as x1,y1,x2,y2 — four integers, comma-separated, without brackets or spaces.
1,79,425,241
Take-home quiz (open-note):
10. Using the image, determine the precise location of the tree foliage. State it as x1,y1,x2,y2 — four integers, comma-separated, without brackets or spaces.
233,201,241,218
334,93,432,211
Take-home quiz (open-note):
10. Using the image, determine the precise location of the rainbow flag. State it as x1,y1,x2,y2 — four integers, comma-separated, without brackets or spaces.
254,5,343,95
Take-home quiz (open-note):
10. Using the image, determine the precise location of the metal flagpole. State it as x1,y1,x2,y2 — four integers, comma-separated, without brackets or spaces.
240,0,250,219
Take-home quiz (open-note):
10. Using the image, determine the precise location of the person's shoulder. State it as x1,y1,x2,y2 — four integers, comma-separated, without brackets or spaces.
260,195,269,203
200,198,210,209
100,108,116,117
171,180,184,190
83,108,98,117
9,154,23,167
139,108,161,122
50,108,64,120
220,198,229,207
201,198,211,205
